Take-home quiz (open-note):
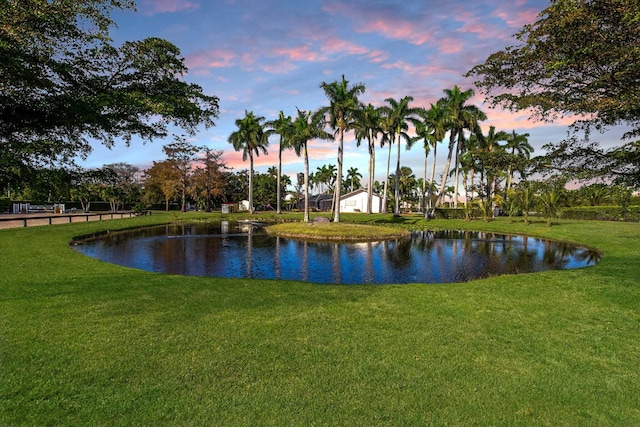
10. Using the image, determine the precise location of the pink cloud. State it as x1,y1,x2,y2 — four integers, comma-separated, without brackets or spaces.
365,19,431,45
366,50,389,63
307,142,338,160
274,45,325,62
381,61,456,78
480,106,579,132
439,38,463,54
140,0,200,15
240,52,257,66
322,37,369,56
185,49,236,69
495,0,542,29
223,150,276,171
259,62,298,74
323,2,432,45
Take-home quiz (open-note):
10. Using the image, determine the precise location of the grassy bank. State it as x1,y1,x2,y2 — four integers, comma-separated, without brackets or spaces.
1,212,639,426
265,221,409,241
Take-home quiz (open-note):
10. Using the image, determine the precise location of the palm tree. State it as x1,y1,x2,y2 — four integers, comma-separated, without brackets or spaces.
265,111,293,214
353,103,382,214
290,109,333,222
504,130,533,192
432,86,486,215
315,164,336,194
408,118,433,213
319,75,365,222
345,167,362,192
476,125,509,204
227,110,269,214
421,100,450,217
379,96,423,216
378,114,395,213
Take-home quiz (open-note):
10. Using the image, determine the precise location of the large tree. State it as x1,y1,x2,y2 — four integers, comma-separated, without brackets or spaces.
163,139,200,212
319,75,365,222
144,160,180,211
189,149,227,212
228,111,269,213
0,0,219,191
466,0,640,187
467,0,640,136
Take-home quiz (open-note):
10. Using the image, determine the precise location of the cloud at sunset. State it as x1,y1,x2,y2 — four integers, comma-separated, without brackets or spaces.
80,0,626,186
139,0,200,15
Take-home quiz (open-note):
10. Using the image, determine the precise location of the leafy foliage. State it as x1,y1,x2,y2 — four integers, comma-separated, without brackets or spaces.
467,0,640,138
0,0,219,190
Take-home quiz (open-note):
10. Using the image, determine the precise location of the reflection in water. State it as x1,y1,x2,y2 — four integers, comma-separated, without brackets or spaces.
72,222,601,285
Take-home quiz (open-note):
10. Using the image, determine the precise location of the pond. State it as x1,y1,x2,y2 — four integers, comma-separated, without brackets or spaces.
72,221,600,285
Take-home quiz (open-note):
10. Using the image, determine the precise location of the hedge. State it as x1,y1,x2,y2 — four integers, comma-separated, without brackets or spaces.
560,205,640,221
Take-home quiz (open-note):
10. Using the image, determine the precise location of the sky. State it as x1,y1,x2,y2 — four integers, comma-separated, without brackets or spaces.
79,0,627,186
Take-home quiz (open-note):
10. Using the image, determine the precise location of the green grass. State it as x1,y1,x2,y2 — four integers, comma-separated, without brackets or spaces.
265,221,409,240
1,212,640,426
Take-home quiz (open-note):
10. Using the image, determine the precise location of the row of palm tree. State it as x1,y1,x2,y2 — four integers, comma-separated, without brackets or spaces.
228,76,533,221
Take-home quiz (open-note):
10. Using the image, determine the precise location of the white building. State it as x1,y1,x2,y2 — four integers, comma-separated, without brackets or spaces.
339,189,383,213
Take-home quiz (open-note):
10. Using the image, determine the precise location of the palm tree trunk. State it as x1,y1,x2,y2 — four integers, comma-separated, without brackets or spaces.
453,134,462,208
382,141,392,213
432,132,456,216
248,153,254,214
333,128,344,223
422,153,427,213
304,144,310,223
367,136,375,214
277,142,282,214
427,142,437,218
394,132,401,216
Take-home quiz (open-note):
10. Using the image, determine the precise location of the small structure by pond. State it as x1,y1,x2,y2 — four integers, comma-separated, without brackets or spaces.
339,189,383,213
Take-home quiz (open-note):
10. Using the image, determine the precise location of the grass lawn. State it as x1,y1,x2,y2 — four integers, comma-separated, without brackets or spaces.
265,221,409,240
1,212,639,426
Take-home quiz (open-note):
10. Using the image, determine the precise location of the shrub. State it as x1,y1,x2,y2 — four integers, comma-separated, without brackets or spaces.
561,205,640,221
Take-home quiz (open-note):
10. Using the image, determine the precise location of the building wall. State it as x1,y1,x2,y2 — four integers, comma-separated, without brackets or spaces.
340,191,382,213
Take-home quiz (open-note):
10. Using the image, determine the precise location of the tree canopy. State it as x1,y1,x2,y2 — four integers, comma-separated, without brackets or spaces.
1,0,219,190
467,0,640,138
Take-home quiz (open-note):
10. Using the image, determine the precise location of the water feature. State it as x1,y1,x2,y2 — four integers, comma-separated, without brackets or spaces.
72,221,600,284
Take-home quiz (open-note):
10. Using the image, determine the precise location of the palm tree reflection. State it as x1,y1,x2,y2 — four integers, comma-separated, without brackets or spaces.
77,223,601,284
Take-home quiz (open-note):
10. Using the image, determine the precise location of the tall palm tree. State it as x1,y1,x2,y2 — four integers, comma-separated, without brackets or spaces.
408,118,433,213
265,111,293,214
319,75,365,222
290,109,333,222
228,110,268,214
378,113,395,213
379,96,423,216
353,103,382,214
432,86,486,215
421,100,450,216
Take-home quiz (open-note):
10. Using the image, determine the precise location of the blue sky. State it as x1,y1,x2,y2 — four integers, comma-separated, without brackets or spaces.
80,0,624,185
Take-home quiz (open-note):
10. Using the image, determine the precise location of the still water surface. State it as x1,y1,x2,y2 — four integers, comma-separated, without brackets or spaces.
72,222,600,284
